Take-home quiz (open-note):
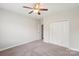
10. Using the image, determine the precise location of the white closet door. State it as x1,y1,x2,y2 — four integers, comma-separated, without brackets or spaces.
49,21,69,47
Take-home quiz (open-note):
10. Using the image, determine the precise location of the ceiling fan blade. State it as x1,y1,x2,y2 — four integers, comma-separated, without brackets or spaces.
38,12,41,15
40,9,48,11
28,11,33,14
23,6,33,9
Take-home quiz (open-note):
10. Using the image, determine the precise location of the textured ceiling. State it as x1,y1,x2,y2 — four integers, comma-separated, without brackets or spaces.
0,3,79,19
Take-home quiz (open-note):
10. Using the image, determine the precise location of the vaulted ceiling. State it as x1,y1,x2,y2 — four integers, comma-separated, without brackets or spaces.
0,3,79,19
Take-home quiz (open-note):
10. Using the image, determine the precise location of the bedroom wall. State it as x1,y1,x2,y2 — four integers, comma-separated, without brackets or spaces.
0,8,41,51
43,7,79,51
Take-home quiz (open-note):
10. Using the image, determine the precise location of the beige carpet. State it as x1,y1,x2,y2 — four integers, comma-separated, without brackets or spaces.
0,40,79,56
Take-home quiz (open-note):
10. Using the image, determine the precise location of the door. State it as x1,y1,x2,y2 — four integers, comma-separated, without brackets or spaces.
49,21,69,47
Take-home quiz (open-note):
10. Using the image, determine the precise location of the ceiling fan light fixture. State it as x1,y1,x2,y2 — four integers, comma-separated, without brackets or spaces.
35,4,39,9
33,9,39,13
23,3,48,15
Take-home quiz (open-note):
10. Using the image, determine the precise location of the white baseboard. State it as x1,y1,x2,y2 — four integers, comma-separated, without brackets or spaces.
69,48,79,52
0,39,39,52
1,39,79,52
43,40,49,43
44,40,69,48
43,40,79,52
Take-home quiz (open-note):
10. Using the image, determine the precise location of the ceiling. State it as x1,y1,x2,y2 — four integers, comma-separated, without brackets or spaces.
0,3,79,19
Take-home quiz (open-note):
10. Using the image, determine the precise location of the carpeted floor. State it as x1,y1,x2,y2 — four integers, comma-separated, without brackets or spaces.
0,40,79,56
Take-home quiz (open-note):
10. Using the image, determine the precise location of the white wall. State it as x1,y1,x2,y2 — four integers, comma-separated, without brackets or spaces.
0,9,41,51
43,7,79,50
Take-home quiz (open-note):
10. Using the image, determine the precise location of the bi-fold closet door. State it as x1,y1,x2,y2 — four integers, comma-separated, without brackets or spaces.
49,20,70,47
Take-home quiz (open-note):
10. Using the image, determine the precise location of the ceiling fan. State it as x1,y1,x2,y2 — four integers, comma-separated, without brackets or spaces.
23,3,48,15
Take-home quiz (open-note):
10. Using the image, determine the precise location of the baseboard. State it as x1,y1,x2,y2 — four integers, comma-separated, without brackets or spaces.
0,39,39,52
44,40,69,48
43,40,79,52
43,40,49,43
1,39,79,52
69,48,79,52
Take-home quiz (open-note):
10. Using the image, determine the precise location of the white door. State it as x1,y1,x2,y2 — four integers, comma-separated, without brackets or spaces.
49,21,69,47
